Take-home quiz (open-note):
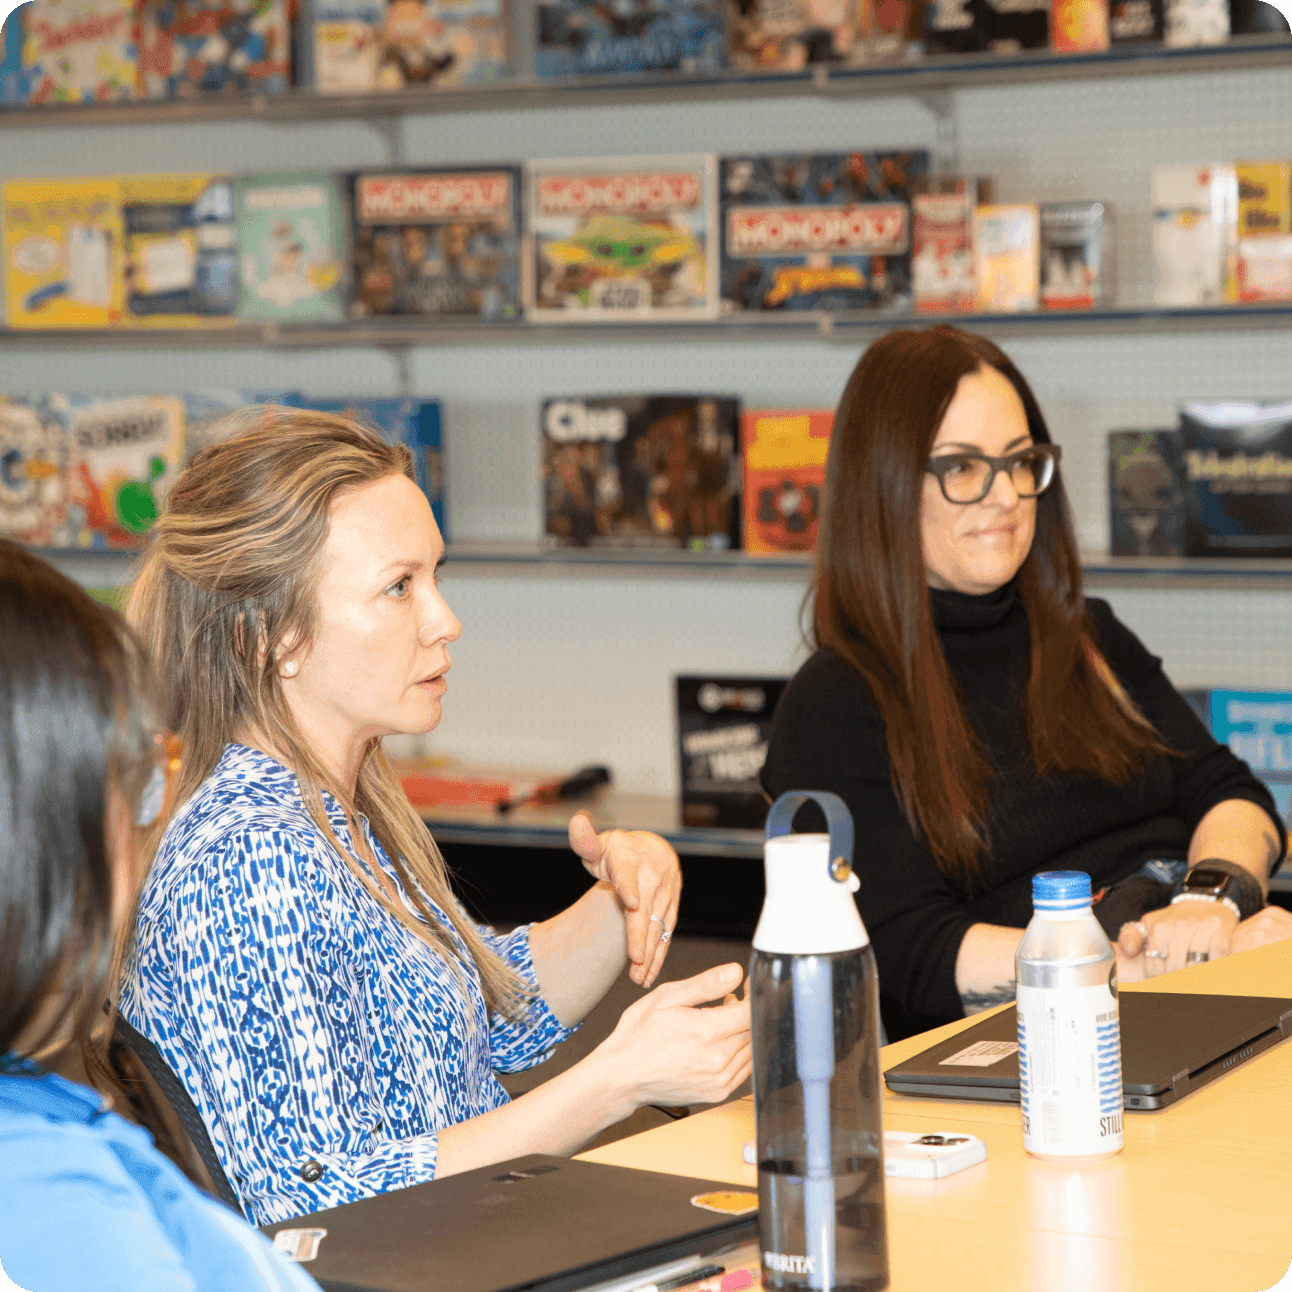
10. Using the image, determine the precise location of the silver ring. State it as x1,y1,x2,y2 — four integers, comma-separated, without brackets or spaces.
1145,949,1169,960
649,915,672,943
660,929,671,943
1186,950,1209,964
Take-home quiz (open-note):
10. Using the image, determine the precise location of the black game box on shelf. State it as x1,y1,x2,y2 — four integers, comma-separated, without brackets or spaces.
676,675,788,829
1180,400,1292,558
542,395,741,549
1108,429,1187,557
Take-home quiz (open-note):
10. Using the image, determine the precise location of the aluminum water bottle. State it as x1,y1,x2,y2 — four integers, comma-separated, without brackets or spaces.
1016,870,1124,1161
751,791,888,1292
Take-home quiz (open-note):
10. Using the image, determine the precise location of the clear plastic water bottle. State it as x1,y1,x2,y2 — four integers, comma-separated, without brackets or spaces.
1016,870,1124,1161
751,791,888,1292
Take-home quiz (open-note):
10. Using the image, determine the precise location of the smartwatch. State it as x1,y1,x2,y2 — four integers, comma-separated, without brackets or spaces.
1181,866,1237,901
1172,861,1263,921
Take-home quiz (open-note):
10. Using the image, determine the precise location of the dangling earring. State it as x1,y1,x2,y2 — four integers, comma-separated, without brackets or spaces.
281,660,298,678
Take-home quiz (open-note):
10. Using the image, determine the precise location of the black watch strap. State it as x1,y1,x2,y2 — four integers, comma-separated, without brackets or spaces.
1185,859,1265,921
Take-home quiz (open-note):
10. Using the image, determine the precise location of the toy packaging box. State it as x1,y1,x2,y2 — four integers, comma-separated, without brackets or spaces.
1107,429,1185,557
983,0,1048,50
536,0,723,77
542,394,740,549
923,0,985,53
121,173,239,326
719,150,929,312
676,674,788,829
1039,200,1111,309
43,393,186,548
1051,0,1109,48
351,167,521,320
136,0,290,97
2,176,126,328
295,397,446,535
1232,161,1292,303
0,397,73,545
1180,399,1292,558
726,0,863,71
1198,690,1292,829
856,0,917,59
1151,164,1237,306
974,202,1039,312
527,155,719,321
912,178,976,313
741,408,831,554
11,0,138,105
1108,0,1162,39
308,0,509,91
1163,0,1226,44
234,173,347,321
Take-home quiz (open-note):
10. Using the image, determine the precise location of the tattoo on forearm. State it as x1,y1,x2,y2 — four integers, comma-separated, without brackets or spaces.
959,982,1016,1015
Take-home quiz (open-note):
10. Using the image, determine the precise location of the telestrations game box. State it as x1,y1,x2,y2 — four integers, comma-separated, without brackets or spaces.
542,394,740,548
676,674,788,829
719,150,929,312
526,155,719,321
741,408,832,554
536,0,724,77
351,167,522,320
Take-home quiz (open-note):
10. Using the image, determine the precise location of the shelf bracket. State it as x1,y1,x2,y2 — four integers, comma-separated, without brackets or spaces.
910,87,958,175
392,348,414,396
364,115,408,167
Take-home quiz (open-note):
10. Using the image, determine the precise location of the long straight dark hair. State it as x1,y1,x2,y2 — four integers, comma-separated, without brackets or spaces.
0,541,157,1058
814,326,1164,881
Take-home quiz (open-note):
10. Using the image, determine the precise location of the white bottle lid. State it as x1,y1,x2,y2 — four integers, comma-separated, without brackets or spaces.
753,833,869,956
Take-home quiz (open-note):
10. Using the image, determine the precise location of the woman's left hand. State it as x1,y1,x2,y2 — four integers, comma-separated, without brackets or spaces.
1119,901,1239,976
569,812,682,987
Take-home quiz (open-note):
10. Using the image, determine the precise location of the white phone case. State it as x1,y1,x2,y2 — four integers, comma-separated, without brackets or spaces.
742,1132,986,1180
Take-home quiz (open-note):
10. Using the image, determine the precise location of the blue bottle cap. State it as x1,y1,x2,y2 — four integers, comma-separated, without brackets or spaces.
1032,870,1093,910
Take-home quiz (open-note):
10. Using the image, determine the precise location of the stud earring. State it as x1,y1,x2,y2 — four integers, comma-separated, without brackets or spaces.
281,660,298,678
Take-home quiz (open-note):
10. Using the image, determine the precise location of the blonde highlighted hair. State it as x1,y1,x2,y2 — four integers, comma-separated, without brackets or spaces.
129,409,529,1016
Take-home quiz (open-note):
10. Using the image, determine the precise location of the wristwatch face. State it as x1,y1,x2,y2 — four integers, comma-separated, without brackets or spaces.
1183,867,1231,895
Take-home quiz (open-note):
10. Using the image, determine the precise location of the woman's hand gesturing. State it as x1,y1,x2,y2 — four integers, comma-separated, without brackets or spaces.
569,812,682,987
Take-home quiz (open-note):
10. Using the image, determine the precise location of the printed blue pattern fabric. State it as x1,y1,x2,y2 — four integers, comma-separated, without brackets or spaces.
120,744,575,1225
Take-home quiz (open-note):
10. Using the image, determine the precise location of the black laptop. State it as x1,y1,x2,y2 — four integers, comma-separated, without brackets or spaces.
883,992,1292,1109
259,1155,758,1292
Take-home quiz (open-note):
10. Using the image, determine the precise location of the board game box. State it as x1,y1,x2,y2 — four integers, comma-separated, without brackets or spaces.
295,397,446,535
983,0,1048,49
857,0,916,59
1163,0,1227,43
0,7,32,106
1039,200,1111,309
234,172,347,322
1108,0,1162,39
121,173,239,326
527,155,719,321
1151,164,1236,306
542,394,740,549
308,0,509,91
1184,689,1292,831
719,150,929,312
1232,161,1292,303
1107,429,1185,557
42,393,186,548
2,176,126,328
676,674,788,829
974,202,1038,312
179,389,301,460
351,167,521,320
536,0,724,77
727,0,863,71
923,0,985,52
0,398,72,546
742,408,831,554
15,0,138,104
1051,0,1109,48
912,178,976,313
136,0,290,97
1180,399,1292,558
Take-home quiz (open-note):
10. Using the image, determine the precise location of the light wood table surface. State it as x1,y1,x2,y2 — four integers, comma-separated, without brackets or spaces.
579,939,1292,1292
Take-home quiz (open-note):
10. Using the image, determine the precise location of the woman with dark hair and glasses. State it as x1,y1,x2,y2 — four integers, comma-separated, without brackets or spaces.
0,541,321,1291
762,325,1292,1040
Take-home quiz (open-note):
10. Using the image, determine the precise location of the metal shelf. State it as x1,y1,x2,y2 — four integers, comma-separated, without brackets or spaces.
5,303,1292,352
0,34,1288,129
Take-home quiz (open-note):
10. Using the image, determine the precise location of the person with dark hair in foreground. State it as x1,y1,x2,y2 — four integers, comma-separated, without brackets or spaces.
0,540,322,1292
762,325,1292,1041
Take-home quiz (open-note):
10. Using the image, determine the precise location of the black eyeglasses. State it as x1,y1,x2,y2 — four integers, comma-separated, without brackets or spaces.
924,444,1062,505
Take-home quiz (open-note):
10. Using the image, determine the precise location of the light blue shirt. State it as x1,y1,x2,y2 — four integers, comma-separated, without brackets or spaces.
0,1056,320,1292
121,744,575,1224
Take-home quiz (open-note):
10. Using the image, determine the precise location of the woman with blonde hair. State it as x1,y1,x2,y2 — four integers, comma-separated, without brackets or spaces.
120,411,751,1224
762,325,1292,1041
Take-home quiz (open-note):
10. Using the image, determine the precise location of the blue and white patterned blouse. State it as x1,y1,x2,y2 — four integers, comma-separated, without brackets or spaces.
120,743,575,1225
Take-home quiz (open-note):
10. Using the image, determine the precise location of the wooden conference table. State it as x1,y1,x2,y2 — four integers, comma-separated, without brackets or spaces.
579,938,1292,1292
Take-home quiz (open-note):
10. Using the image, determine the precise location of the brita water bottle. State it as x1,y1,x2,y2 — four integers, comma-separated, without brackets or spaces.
1016,870,1124,1161
751,791,888,1292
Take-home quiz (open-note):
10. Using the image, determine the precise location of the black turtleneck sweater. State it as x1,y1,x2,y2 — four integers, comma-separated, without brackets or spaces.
760,585,1283,1033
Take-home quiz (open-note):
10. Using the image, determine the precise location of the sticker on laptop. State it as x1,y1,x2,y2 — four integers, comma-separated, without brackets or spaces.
272,1228,328,1262
690,1191,758,1215
938,1040,1019,1067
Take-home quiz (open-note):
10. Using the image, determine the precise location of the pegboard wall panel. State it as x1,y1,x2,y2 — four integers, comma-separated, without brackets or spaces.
426,569,812,793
